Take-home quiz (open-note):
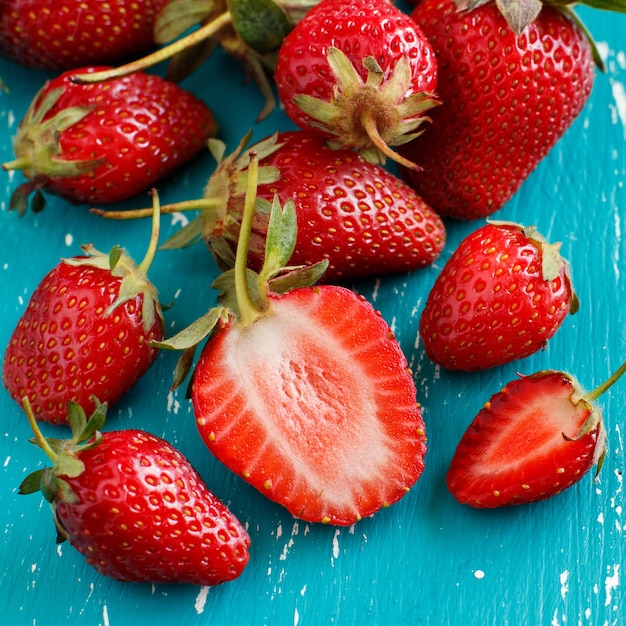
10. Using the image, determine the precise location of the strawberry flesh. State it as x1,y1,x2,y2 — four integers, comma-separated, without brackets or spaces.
192,285,427,525
446,371,603,508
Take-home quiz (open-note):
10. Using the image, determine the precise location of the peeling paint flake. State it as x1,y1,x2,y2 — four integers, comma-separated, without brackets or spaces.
559,570,569,600
194,586,210,614
605,564,620,607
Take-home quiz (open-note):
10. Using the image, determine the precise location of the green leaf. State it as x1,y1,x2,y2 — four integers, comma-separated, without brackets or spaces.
578,0,626,12
172,346,197,390
213,268,266,317
30,189,46,214
56,451,85,479
229,0,293,55
152,307,225,351
67,401,88,439
268,260,329,293
19,469,45,495
259,195,297,283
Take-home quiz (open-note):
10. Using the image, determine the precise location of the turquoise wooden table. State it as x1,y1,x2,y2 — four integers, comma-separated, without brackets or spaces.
1,5,625,625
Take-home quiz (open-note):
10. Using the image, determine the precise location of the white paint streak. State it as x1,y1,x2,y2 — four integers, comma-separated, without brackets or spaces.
610,80,626,137
300,584,307,596
3,456,9,467
559,570,569,600
598,511,605,525
294,607,299,626
332,529,340,561
617,50,626,70
604,564,620,607
171,212,190,228
166,391,180,415
103,604,110,626
65,233,74,247
194,586,210,613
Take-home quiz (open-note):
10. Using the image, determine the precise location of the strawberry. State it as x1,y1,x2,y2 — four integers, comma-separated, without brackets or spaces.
446,361,626,507
0,0,169,71
2,66,217,214
96,131,446,282
157,153,428,526
399,0,598,220
19,399,251,585
273,0,440,168
419,221,577,371
2,194,165,425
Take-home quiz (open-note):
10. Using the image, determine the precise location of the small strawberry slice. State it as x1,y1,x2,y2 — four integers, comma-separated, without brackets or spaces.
158,154,427,525
19,399,251,585
446,363,626,508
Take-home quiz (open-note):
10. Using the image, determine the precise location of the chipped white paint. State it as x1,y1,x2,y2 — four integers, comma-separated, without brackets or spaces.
194,586,210,614
65,233,74,247
332,529,340,562
610,79,626,137
171,212,190,228
605,564,620,607
103,604,110,626
560,570,569,601
473,570,485,580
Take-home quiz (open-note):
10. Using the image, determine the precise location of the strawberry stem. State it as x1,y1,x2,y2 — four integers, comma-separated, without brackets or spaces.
137,190,161,275
22,397,59,463
234,151,261,326
71,12,233,84
586,360,626,403
92,198,222,220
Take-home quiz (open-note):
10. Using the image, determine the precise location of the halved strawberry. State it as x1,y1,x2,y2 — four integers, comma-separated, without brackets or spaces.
445,363,626,508
158,154,427,525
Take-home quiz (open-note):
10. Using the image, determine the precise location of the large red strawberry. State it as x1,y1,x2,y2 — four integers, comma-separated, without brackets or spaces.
446,361,626,507
2,195,165,425
274,0,439,168
157,154,428,526
0,0,169,71
19,399,251,585
96,131,446,282
419,221,577,371
399,0,598,220
3,66,217,213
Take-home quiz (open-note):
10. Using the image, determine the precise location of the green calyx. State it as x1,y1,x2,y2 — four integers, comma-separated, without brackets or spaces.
152,149,327,390
2,85,105,215
92,132,286,268
293,47,439,170
19,397,106,510
65,191,165,335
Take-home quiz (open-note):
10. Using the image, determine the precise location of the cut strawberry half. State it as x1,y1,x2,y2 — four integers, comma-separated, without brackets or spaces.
445,366,626,508
157,153,427,525
192,285,426,525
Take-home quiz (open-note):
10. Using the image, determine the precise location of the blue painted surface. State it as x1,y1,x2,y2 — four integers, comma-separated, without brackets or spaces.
0,6,625,626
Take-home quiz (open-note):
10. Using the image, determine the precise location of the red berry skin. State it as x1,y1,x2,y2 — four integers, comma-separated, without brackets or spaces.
0,0,169,71
419,223,575,371
4,67,217,206
400,0,595,220
55,430,251,585
2,258,163,425
220,131,446,281
446,371,604,508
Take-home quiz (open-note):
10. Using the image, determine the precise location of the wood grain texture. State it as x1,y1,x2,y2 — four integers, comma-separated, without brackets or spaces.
0,5,624,626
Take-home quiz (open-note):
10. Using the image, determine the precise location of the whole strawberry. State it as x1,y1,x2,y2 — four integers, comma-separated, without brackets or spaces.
19,399,251,585
159,155,428,526
419,222,577,371
100,131,446,282
0,0,169,71
446,361,626,507
3,66,217,214
399,0,597,220
274,0,439,169
2,196,165,424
